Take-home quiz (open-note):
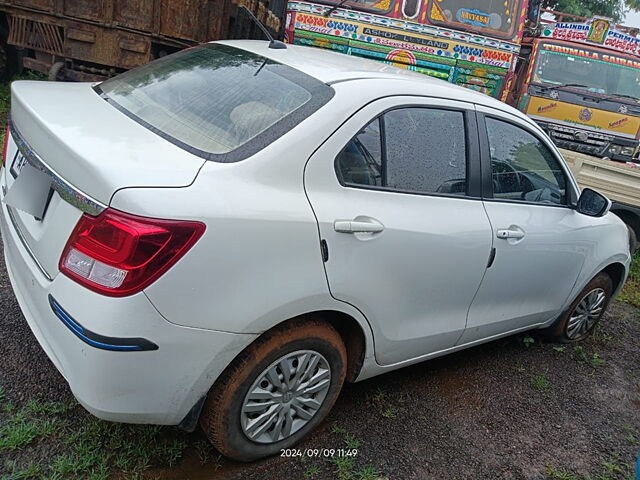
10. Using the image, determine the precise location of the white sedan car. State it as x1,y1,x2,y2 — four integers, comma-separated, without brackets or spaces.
0,40,631,461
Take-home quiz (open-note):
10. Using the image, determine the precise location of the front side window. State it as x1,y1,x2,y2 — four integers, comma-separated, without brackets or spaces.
97,44,333,162
427,0,522,39
337,108,468,196
486,117,567,205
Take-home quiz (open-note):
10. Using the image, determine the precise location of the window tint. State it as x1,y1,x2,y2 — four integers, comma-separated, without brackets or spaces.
486,117,567,205
338,119,383,187
97,44,332,161
337,108,468,196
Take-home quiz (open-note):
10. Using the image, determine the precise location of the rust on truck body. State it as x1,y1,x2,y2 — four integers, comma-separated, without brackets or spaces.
0,0,286,80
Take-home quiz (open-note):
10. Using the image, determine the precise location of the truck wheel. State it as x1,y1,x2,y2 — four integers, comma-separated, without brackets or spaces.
545,272,613,343
199,319,347,461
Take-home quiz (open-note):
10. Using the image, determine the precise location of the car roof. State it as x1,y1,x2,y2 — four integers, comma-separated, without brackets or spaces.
215,40,525,118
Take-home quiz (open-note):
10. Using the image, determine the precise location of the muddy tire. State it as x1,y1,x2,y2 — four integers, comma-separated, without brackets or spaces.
199,318,347,462
545,272,613,343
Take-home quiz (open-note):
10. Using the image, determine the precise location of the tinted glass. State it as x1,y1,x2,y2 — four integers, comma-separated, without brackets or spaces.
98,44,329,159
337,108,467,196
385,109,467,195
486,118,567,205
337,119,383,187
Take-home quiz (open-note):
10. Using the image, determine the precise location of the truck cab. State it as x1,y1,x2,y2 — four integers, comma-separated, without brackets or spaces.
510,16,640,164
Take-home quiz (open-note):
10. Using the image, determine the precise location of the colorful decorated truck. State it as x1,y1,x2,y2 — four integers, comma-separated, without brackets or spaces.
283,0,535,100
510,13,640,164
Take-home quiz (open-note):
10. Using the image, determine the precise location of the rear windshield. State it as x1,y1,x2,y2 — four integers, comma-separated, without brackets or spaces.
96,44,334,162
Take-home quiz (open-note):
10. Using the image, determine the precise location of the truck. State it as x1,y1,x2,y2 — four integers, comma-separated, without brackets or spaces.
560,148,640,251
284,0,539,100
0,0,287,81
509,11,640,164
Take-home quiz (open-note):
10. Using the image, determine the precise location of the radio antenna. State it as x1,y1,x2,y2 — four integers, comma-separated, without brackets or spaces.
240,6,287,50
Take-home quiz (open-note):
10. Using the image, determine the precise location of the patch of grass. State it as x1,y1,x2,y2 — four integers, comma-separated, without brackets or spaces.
546,465,578,480
22,400,73,416
0,385,188,480
381,407,397,419
371,387,386,403
573,345,588,363
194,439,220,467
304,465,321,479
590,353,605,368
531,374,552,393
552,346,567,353
2,461,44,480
356,465,378,480
330,423,347,435
0,416,61,452
619,252,640,308
344,434,361,449
331,457,357,480
522,336,535,347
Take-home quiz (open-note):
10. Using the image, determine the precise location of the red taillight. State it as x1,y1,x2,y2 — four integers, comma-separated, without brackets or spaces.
2,125,10,167
59,208,205,297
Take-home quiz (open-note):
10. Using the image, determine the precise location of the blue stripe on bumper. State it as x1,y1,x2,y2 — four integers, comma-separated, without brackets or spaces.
48,295,158,352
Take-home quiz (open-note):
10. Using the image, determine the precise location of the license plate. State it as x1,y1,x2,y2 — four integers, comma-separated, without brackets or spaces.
9,151,27,179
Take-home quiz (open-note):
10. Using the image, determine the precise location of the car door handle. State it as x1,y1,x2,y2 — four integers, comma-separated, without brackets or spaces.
334,219,385,234
496,228,525,240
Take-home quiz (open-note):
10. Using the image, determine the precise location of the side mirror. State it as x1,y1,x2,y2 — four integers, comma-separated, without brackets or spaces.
577,188,611,217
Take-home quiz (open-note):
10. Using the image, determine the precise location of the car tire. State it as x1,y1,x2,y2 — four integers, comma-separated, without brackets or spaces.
545,272,613,343
199,318,347,461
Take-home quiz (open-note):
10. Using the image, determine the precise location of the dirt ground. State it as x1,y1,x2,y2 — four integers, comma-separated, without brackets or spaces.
0,226,639,479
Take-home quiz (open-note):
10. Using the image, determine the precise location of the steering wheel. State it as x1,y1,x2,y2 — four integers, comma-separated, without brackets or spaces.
492,160,523,195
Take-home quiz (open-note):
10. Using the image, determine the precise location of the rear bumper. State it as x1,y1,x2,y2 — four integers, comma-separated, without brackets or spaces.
0,184,256,424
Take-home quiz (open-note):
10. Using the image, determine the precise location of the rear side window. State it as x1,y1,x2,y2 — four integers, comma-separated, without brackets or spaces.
337,108,468,196
96,44,333,162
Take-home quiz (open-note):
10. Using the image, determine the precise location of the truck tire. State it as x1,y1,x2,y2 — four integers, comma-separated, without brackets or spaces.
199,318,347,461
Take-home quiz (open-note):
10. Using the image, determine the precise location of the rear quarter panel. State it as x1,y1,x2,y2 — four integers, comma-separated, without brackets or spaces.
110,86,376,350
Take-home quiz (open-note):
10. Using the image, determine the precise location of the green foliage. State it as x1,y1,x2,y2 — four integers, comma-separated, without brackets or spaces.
540,0,638,23
573,345,588,362
590,353,605,367
619,252,640,308
304,465,321,479
332,457,357,480
344,434,362,449
532,373,552,392
523,336,536,348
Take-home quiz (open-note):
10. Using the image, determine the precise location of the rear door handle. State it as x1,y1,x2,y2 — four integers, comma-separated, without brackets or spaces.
334,219,385,234
496,228,525,240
